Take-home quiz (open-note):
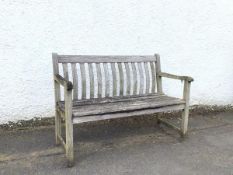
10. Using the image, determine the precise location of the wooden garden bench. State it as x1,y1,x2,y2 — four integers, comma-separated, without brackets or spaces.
52,53,194,166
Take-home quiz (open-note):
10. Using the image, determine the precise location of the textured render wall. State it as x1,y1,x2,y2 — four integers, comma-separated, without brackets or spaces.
0,0,233,123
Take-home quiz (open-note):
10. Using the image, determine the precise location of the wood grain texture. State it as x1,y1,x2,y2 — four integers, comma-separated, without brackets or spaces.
128,63,134,95
111,63,117,96
104,63,110,97
181,80,191,136
80,63,86,99
71,63,78,99
64,89,74,167
125,63,131,95
52,53,194,167
92,63,98,98
158,72,194,82
150,62,156,93
96,63,102,98
52,53,61,145
62,63,69,80
58,55,156,63
73,104,185,124
89,63,94,98
58,94,185,117
155,54,162,93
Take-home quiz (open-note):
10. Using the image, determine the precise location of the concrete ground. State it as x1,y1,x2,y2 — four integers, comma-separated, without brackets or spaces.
0,111,233,175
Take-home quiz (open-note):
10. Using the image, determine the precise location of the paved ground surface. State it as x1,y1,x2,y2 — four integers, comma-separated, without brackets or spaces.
0,111,233,175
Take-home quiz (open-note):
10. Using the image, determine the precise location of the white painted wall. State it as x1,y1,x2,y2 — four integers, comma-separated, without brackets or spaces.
0,0,233,124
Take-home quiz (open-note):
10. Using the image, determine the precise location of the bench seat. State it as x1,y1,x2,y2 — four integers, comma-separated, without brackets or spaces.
57,94,185,123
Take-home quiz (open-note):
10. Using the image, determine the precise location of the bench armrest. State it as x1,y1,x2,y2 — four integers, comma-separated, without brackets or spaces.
54,74,73,91
158,72,194,82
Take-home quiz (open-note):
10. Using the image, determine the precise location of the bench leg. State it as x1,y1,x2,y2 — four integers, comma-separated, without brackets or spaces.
66,118,74,167
65,90,74,167
181,108,189,137
181,80,191,137
55,110,61,145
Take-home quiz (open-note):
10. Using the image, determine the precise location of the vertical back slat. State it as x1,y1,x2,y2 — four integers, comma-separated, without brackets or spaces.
118,63,124,96
62,63,69,80
141,62,147,94
134,62,140,95
76,63,82,100
89,63,94,98
125,63,131,95
100,63,106,98
107,63,113,97
96,63,102,98
150,62,156,93
111,63,117,96
80,63,86,99
115,63,120,96
131,63,137,95
145,62,151,94
121,63,127,96
104,63,110,97
128,63,134,95
138,63,144,94
71,63,78,99
84,63,90,99
92,63,98,98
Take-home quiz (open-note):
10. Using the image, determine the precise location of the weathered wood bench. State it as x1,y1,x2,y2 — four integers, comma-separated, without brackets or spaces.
52,53,194,166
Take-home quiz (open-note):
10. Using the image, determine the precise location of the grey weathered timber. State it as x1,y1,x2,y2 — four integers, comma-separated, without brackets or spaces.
58,55,156,63
181,80,191,136
71,63,78,99
64,87,74,167
52,53,61,145
155,54,162,93
158,72,194,82
52,53,194,167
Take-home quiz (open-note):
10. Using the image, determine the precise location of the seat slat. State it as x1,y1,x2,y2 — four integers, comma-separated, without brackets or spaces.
57,94,185,117
73,104,185,124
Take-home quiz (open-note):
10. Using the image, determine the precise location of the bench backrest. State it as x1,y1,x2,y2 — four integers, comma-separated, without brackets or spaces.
52,53,162,100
